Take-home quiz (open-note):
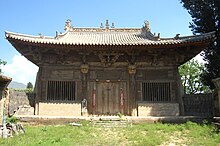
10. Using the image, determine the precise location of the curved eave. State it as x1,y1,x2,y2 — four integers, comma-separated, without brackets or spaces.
0,75,12,89
6,37,214,51
5,31,215,48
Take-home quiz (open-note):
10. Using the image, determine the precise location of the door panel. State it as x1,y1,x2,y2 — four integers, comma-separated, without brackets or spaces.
88,81,128,115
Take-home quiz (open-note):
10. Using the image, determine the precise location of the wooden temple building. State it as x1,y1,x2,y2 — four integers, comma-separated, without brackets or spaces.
5,20,215,117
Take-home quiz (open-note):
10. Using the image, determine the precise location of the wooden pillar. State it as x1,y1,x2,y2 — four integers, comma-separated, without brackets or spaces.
177,68,185,116
81,73,87,99
34,68,41,115
80,64,89,116
128,65,137,116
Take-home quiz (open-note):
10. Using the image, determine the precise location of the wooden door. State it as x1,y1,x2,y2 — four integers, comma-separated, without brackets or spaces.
88,81,128,115
87,81,127,115
96,82,118,115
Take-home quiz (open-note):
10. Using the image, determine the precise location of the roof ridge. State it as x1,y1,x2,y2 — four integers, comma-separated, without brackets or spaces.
160,31,216,40
5,31,54,39
68,27,142,32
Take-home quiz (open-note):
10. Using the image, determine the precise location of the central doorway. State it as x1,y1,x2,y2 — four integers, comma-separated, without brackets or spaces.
88,81,128,115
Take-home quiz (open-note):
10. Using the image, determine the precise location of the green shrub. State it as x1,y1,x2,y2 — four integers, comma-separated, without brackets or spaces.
7,116,18,124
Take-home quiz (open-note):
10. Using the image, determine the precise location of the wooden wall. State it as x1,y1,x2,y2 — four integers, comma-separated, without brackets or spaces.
35,63,181,116
136,67,179,102
183,94,213,117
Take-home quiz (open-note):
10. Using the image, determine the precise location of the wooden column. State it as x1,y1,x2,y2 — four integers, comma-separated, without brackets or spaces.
34,67,42,115
176,68,185,116
128,65,137,116
80,64,89,116
81,73,87,99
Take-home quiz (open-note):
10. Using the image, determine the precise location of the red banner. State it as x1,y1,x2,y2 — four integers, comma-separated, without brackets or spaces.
92,89,96,108
120,88,124,108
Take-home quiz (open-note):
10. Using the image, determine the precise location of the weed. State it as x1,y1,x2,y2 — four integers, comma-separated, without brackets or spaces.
0,122,219,146
6,116,18,124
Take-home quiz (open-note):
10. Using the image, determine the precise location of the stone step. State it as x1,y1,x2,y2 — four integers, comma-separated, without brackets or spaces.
213,117,220,123
91,118,132,128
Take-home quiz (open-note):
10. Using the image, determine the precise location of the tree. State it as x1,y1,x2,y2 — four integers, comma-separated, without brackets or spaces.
180,0,220,89
0,59,7,74
179,59,211,94
27,82,33,89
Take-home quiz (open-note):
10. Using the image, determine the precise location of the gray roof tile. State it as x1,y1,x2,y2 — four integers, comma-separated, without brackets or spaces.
5,28,215,46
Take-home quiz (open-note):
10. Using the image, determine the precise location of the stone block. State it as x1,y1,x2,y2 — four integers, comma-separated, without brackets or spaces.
138,102,179,116
39,101,81,116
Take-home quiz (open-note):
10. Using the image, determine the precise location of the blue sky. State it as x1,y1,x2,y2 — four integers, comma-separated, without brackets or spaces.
0,0,193,84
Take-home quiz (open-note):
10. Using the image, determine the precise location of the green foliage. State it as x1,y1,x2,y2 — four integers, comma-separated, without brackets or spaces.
181,0,220,89
0,122,219,145
6,116,18,124
10,88,34,94
117,112,124,118
26,82,33,89
0,59,7,74
179,59,211,94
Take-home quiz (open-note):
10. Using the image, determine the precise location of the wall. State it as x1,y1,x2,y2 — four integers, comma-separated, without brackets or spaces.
8,90,34,116
213,90,220,116
138,102,179,116
39,101,81,116
183,94,213,117
37,63,181,116
136,67,179,102
39,65,82,102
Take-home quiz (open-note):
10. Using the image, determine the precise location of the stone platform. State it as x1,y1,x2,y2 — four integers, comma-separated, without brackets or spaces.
15,115,213,125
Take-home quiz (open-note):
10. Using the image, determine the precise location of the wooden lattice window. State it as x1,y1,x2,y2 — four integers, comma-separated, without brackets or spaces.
142,82,171,102
47,81,75,101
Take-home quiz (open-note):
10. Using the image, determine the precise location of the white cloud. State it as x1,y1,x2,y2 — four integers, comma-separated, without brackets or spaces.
193,52,205,64
1,54,38,85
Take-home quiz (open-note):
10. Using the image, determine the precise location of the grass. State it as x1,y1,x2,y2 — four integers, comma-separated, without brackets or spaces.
0,121,219,146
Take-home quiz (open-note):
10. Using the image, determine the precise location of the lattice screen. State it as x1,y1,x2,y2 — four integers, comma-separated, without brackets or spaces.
47,81,75,100
142,82,171,102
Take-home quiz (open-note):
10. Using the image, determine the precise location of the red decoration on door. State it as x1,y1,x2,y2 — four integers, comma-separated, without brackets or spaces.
120,88,124,110
92,90,96,107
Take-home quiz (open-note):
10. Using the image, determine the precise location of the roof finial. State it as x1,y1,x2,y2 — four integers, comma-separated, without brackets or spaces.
144,20,151,32
100,22,104,28
65,19,72,31
175,34,180,39
106,19,109,29
111,22,115,28
56,31,58,37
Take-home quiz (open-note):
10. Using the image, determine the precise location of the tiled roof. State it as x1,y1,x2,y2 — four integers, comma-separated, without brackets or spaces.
5,23,215,46
0,75,12,82
0,75,12,89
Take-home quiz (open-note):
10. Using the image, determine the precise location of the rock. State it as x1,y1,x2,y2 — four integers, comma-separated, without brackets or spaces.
69,122,82,126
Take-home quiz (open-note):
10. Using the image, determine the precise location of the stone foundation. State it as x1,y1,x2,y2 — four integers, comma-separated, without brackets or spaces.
14,105,34,116
38,101,81,116
138,102,179,116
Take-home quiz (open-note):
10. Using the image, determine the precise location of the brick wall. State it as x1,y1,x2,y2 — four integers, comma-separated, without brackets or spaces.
39,101,81,116
138,102,179,116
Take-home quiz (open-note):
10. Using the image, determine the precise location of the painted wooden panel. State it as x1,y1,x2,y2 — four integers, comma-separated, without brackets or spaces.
136,69,174,81
51,70,74,80
89,70,128,80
